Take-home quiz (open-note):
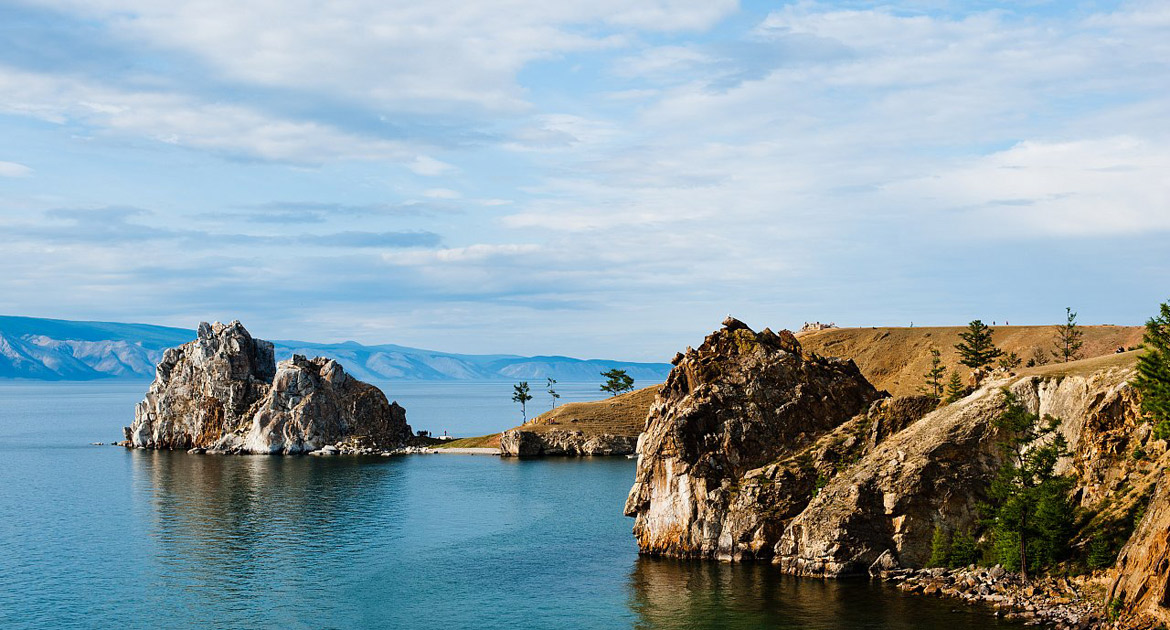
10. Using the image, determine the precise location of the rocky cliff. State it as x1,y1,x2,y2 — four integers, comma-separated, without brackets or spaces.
623,317,882,559
126,321,411,454
626,317,1158,577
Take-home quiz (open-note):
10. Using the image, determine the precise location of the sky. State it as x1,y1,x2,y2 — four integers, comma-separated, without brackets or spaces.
0,0,1167,361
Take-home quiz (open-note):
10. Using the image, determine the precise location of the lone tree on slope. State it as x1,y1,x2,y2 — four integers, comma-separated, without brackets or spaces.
1052,307,1085,363
1135,300,1170,439
944,370,967,404
546,377,560,410
921,348,947,400
600,368,635,397
956,319,1003,371
513,381,533,422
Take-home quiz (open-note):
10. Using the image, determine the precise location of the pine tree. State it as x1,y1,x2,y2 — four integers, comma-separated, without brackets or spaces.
512,381,533,422
928,526,952,568
987,390,1073,580
921,348,946,400
1052,307,1085,363
998,351,1022,370
944,371,967,403
1135,301,1170,439
600,369,634,396
955,320,1003,370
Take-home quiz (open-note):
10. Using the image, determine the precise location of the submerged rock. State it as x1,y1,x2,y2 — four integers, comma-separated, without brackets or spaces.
125,321,411,454
623,317,881,560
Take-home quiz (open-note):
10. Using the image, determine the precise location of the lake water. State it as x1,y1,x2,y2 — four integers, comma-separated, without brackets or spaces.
0,381,1025,629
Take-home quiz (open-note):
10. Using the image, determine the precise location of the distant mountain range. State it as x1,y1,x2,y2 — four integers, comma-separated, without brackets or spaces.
0,315,671,382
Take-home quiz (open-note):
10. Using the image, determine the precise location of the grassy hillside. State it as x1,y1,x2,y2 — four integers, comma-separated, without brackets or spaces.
508,385,659,437
798,325,1143,396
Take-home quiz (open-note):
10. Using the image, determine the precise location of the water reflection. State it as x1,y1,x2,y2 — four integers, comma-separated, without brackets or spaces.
628,557,1023,630
128,451,406,626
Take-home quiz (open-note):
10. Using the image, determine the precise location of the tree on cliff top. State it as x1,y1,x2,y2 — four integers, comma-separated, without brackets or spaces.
600,369,634,397
1135,301,1170,439
513,381,533,422
921,348,946,400
955,320,1002,370
987,390,1073,580
1052,307,1085,363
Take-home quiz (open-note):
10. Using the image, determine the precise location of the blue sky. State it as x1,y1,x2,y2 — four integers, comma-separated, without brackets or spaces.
0,0,1167,360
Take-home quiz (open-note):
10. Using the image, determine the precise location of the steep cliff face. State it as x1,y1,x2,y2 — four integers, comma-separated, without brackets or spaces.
126,321,411,454
623,317,881,560
1109,477,1170,629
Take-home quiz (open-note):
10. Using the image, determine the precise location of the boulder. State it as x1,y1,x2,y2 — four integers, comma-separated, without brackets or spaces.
125,321,411,454
623,317,881,560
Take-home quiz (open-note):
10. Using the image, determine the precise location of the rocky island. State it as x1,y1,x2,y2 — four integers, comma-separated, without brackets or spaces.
125,320,412,454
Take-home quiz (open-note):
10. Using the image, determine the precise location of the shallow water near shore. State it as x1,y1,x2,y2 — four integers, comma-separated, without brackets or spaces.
0,382,1025,629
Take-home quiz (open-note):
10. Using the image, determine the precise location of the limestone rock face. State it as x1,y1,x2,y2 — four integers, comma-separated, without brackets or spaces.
126,321,411,454
623,317,881,560
499,429,637,456
128,321,275,449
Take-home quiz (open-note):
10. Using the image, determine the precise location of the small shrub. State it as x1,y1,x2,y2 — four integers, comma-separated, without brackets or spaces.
949,530,979,568
929,526,952,568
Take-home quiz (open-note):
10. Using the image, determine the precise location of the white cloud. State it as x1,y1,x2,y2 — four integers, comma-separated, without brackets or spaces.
422,188,461,199
883,137,1170,236
408,156,456,176
0,161,32,178
33,0,736,113
0,65,415,163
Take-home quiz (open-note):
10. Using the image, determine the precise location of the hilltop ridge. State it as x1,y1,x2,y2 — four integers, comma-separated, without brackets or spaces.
797,325,1142,396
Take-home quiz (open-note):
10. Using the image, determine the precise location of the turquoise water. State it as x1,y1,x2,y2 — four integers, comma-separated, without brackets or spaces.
0,382,1024,629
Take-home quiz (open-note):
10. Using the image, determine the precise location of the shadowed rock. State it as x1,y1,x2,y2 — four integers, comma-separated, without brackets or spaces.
623,317,881,560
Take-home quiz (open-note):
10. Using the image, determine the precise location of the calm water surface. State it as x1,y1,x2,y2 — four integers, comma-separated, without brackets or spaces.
0,382,1024,629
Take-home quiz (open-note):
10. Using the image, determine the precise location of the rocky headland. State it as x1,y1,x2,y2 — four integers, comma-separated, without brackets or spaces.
499,385,656,456
126,321,412,454
624,317,1168,629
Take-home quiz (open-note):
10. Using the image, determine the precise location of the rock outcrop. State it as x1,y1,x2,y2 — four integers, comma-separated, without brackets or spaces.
623,317,882,560
500,429,638,456
776,365,1145,577
499,385,657,457
126,321,411,454
1108,475,1170,629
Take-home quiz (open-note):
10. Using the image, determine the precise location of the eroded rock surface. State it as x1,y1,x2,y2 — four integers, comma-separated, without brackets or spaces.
499,429,638,456
776,366,1144,577
126,321,410,454
623,317,881,560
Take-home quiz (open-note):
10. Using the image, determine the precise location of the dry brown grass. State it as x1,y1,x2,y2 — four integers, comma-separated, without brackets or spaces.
433,433,502,449
511,385,660,437
798,325,1143,396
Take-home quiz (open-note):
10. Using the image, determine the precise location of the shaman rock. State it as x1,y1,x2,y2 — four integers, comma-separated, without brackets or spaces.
125,321,411,453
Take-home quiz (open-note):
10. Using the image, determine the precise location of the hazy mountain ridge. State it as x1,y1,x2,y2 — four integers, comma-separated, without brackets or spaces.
0,316,671,382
